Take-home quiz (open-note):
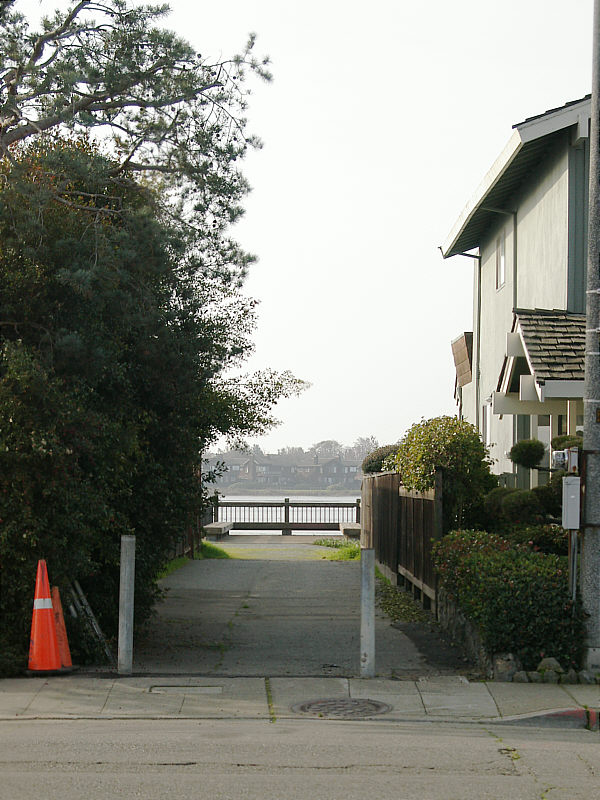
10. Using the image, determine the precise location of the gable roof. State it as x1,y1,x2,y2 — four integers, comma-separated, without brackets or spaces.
441,95,591,258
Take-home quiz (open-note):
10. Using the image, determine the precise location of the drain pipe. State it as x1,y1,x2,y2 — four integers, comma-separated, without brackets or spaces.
441,249,482,429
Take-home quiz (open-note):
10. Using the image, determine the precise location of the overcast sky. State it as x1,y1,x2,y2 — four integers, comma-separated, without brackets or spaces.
18,0,595,453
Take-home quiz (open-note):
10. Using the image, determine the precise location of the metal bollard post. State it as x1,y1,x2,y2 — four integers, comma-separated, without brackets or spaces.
360,528,375,678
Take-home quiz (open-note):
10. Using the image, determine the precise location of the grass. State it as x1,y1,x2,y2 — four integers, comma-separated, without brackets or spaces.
195,541,230,560
314,537,361,561
156,556,189,579
157,542,230,578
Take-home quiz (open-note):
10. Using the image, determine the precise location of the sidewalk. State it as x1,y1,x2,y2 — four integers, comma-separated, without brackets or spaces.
5,537,598,728
1,674,598,725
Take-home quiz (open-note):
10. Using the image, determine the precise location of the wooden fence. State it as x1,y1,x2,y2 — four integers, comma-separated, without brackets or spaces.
169,504,214,560
362,470,443,613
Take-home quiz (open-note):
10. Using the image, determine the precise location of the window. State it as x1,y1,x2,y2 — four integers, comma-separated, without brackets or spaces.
496,233,505,289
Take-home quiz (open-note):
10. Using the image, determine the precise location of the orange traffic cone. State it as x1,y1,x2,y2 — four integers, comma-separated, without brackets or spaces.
51,586,73,671
28,560,62,674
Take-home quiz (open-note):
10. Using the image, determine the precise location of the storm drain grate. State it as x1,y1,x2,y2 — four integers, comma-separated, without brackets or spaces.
291,698,392,719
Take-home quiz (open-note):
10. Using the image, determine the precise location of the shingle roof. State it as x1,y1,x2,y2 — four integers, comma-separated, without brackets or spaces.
513,95,591,128
516,309,585,383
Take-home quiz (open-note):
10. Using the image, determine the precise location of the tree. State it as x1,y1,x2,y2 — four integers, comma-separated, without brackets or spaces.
344,436,379,460
0,2,302,674
0,0,272,283
384,416,497,532
278,446,305,457
312,440,342,458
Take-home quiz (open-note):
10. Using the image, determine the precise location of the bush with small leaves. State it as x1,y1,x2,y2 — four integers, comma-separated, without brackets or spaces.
361,444,399,473
531,470,565,518
384,416,497,533
505,524,568,556
501,489,542,525
483,486,516,529
509,438,546,469
434,529,585,670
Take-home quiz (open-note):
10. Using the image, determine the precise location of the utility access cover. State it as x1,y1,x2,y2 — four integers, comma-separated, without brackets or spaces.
291,698,392,719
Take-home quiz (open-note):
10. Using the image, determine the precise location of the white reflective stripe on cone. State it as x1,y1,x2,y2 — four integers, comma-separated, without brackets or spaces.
33,598,53,610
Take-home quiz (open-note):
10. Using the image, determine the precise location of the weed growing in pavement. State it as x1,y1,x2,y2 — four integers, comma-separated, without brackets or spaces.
157,556,189,579
315,538,360,561
195,542,231,559
157,542,230,578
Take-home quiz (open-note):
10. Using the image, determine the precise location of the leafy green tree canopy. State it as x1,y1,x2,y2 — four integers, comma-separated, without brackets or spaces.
1,0,271,282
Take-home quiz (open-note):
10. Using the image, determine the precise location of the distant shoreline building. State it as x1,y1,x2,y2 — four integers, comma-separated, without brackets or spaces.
204,451,362,491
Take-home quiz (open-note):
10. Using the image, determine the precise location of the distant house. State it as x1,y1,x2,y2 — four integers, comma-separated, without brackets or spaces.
204,451,362,490
441,96,589,486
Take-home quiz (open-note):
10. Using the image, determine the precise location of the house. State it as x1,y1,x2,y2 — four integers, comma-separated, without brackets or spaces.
203,451,362,490
441,96,590,486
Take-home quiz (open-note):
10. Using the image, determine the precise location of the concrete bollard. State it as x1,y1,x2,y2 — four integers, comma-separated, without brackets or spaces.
118,535,136,675
360,528,375,678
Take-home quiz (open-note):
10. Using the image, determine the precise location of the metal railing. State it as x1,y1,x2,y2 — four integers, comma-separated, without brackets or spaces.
213,497,361,533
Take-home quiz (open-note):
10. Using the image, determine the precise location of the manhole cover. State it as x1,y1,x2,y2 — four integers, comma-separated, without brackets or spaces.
291,698,392,719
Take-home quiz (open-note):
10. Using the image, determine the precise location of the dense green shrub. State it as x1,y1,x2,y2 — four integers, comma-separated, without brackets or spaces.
361,444,399,473
432,530,514,599
505,524,568,556
433,530,585,670
384,416,497,533
483,486,516,529
531,470,565,518
551,435,583,453
509,438,546,469
501,489,542,525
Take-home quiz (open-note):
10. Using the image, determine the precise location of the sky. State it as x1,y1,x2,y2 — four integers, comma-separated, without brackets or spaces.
16,0,596,453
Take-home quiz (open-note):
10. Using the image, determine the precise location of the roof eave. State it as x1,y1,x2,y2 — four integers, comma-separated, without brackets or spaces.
441,96,591,260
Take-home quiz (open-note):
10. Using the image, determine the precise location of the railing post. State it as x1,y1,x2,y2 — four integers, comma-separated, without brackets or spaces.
355,498,361,524
283,497,291,535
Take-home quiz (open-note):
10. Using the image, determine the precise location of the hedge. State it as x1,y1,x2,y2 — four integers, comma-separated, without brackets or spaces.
433,530,584,670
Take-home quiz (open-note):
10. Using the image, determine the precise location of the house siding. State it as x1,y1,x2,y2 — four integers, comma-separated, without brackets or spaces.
459,133,578,480
516,141,569,310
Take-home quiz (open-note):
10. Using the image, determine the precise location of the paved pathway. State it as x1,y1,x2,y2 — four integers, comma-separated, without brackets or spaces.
133,535,456,677
2,536,598,729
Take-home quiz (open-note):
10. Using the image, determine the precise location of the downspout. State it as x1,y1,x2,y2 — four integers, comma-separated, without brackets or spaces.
512,211,518,309
440,249,482,429
475,254,482,430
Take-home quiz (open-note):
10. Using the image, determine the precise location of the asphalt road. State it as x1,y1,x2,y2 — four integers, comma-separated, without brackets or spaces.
1,717,598,800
